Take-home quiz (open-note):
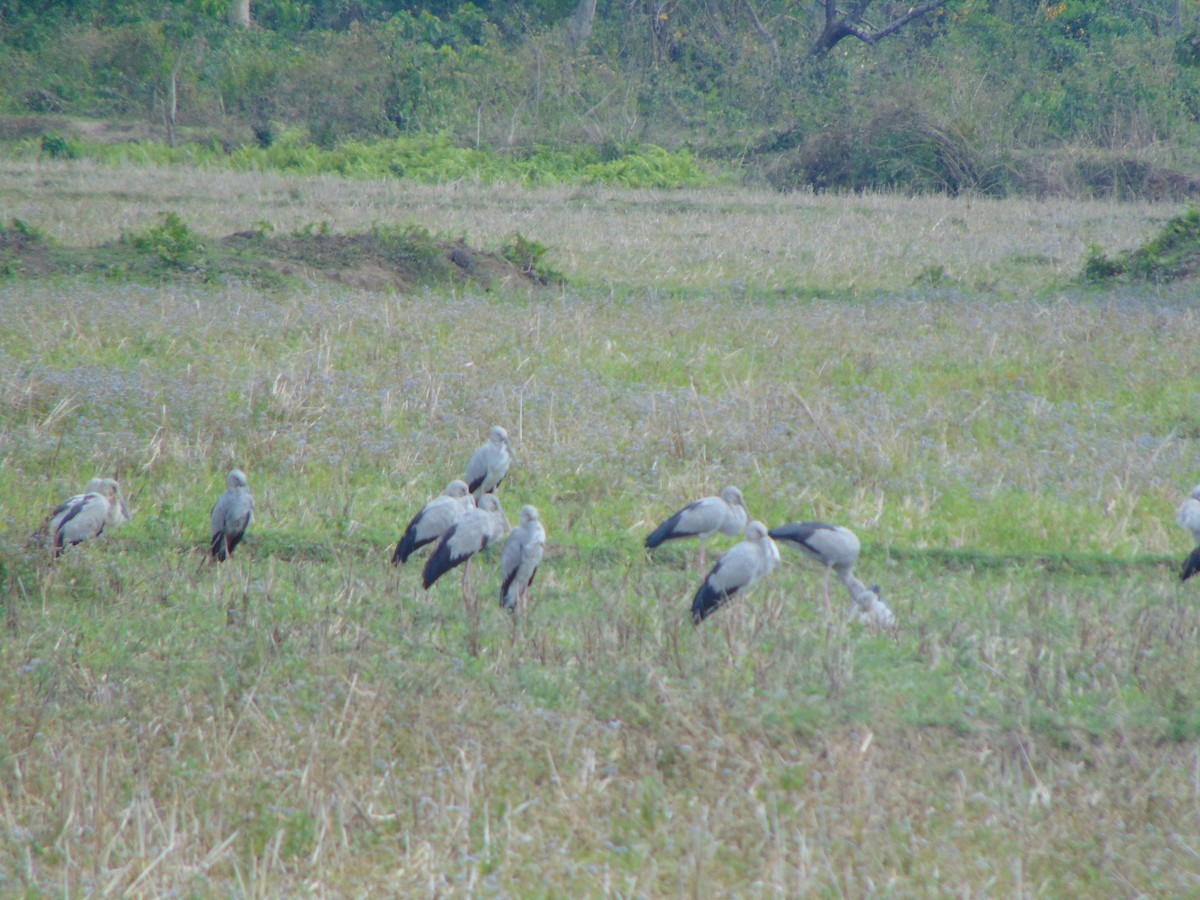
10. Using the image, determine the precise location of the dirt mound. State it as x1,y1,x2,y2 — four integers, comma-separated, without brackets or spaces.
0,219,555,292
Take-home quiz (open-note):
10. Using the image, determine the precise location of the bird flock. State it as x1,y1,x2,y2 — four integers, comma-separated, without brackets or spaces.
37,425,1200,624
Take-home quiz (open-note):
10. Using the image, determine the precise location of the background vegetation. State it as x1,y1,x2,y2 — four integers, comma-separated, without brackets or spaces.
4,1,1200,196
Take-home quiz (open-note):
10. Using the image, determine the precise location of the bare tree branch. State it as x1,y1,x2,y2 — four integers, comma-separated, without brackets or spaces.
811,0,949,57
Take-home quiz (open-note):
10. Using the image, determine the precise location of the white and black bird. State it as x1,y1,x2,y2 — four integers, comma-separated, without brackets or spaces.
392,479,475,565
465,425,515,501
691,520,778,624
45,477,130,556
422,493,506,590
500,505,546,612
211,468,255,562
1177,484,1200,582
769,521,895,628
645,485,749,569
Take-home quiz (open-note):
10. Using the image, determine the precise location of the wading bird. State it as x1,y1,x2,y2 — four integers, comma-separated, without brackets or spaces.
645,485,749,569
392,479,475,565
1177,484,1200,582
500,505,546,612
465,425,515,501
45,477,130,556
211,468,255,562
691,520,778,624
768,521,895,628
422,493,506,590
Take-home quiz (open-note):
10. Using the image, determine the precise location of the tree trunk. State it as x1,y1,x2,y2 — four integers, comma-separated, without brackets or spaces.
566,0,597,52
228,0,250,28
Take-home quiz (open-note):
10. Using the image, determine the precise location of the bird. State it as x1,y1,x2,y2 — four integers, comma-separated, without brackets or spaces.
464,425,515,501
500,505,546,612
392,479,475,565
768,521,895,628
45,477,130,556
1177,484,1200,582
691,520,778,624
211,468,255,561
422,493,506,590
645,485,749,569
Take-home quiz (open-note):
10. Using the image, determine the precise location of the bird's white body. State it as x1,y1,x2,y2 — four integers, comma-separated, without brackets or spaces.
1177,485,1200,582
465,425,515,501
690,520,777,623
646,485,749,568
211,469,255,561
47,477,129,555
769,520,895,628
501,505,546,612
393,479,475,564
423,494,506,589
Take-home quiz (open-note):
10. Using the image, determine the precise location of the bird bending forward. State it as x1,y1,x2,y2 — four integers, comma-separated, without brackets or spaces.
691,520,778,624
393,479,475,565
211,468,255,561
500,505,546,612
769,520,895,628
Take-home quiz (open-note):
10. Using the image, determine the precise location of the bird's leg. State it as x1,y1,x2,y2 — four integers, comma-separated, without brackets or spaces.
697,538,707,572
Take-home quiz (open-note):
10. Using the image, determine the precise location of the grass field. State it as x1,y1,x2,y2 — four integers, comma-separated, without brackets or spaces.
3,158,1200,895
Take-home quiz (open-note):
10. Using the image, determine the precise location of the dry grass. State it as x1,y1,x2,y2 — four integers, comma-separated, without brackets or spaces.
0,157,1182,293
1,160,1200,895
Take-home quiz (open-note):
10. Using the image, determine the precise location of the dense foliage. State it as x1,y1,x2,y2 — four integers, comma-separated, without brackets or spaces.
2,0,1200,194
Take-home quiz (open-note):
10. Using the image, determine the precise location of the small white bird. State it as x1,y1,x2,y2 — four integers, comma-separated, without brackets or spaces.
465,425,515,501
690,520,778,623
769,521,895,628
423,494,506,590
211,469,254,562
645,485,749,569
46,477,129,556
500,505,546,612
392,479,475,565
1177,484,1200,582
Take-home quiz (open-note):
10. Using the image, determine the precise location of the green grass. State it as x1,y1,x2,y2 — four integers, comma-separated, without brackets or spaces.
1,161,1200,893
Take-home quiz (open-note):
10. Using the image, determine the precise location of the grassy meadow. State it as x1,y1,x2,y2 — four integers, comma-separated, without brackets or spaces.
3,158,1200,895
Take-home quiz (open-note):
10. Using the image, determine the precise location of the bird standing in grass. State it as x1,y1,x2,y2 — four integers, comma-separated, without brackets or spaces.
422,493,506,590
691,520,778,624
211,469,254,562
465,425,515,501
392,479,475,565
645,485,749,569
1177,484,1200,582
45,477,130,556
500,505,546,613
768,521,895,627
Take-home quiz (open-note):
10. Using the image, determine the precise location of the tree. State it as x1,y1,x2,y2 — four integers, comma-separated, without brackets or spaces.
810,0,950,57
229,0,250,27
565,0,597,52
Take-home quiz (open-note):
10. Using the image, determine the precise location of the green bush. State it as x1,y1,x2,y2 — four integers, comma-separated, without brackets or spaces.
124,212,204,267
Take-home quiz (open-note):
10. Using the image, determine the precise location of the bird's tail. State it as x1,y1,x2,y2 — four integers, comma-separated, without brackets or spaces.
211,533,228,562
690,583,727,624
392,532,416,565
1182,546,1200,582
645,514,680,550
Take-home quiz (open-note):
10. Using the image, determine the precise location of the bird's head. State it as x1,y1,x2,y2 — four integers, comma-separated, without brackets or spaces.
721,486,745,507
